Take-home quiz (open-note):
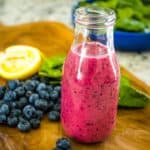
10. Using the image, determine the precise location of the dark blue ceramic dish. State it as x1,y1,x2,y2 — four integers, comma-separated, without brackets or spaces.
114,31,150,51
72,2,150,51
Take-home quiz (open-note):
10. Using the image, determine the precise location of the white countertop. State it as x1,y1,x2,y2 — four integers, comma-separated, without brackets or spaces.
0,0,150,84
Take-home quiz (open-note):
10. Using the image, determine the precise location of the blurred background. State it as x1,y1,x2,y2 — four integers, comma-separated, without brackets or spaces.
0,0,149,84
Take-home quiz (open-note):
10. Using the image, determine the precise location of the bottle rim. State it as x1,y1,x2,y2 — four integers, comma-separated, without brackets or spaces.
75,6,116,29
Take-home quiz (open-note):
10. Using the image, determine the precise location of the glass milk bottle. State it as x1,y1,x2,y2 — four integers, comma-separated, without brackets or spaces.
61,7,120,143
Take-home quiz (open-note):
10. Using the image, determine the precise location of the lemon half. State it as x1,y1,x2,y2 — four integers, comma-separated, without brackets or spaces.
0,45,42,80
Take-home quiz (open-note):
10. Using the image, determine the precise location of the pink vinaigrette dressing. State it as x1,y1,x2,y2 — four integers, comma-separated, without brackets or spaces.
61,7,120,143
61,42,120,143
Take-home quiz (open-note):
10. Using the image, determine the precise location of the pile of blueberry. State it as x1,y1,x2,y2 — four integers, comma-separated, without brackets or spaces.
54,138,72,150
0,75,61,132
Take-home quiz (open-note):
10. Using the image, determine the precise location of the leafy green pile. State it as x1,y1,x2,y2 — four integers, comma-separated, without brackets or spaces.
77,0,150,32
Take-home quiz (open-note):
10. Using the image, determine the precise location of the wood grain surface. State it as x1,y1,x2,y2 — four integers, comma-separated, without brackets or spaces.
0,22,150,150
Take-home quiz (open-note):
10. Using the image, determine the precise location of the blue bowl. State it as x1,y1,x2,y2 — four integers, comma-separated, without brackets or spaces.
71,2,150,52
114,31,150,51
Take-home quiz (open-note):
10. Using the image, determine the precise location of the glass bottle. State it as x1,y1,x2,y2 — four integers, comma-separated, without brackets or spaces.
61,6,120,143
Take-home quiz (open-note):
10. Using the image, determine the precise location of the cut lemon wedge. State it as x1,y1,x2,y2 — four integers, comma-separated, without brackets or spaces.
0,45,42,80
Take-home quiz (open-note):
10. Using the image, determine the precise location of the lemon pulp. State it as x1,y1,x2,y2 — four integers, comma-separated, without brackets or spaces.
0,45,42,80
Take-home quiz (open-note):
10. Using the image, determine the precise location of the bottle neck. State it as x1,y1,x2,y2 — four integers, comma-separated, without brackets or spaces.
72,23,115,52
72,7,116,52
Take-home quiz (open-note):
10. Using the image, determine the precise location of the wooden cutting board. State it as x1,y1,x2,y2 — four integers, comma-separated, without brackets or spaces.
0,22,150,150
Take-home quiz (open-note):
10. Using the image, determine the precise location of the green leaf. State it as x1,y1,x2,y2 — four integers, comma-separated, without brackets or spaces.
117,8,134,19
116,18,145,32
119,76,150,108
39,55,65,79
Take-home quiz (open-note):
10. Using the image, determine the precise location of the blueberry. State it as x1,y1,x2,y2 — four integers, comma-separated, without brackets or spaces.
0,114,7,124
10,102,18,109
48,111,60,121
7,80,20,90
33,80,40,87
34,99,48,111
47,85,53,93
15,86,25,97
17,119,31,132
25,91,33,98
3,90,17,101
0,103,10,115
39,90,49,99
24,80,36,91
17,97,28,109
7,116,18,127
50,90,59,100
18,116,24,121
23,105,36,119
11,109,21,117
31,74,40,81
47,101,54,110
54,86,61,93
56,138,71,149
30,118,40,129
0,100,4,105
53,103,60,112
39,77,49,84
0,86,5,99
29,94,39,104
35,110,43,120
36,83,47,92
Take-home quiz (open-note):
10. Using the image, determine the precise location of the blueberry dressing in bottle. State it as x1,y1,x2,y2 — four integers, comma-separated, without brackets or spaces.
61,7,120,143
